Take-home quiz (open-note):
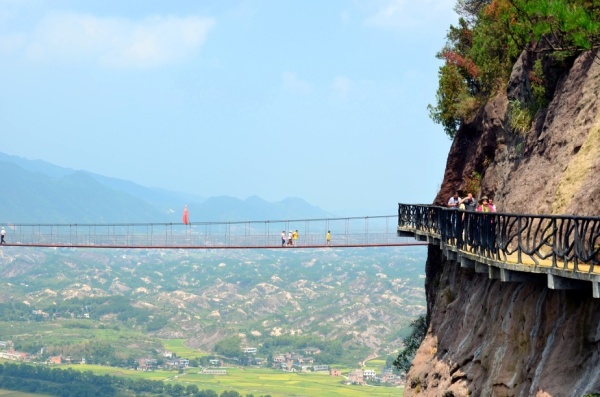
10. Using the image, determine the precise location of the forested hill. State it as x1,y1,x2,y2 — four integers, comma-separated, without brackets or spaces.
0,152,333,223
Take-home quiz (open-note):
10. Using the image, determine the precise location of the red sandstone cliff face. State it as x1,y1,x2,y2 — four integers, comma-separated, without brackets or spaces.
406,51,600,396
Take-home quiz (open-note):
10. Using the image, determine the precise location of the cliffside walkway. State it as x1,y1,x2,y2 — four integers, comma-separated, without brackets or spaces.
0,215,425,249
397,204,600,298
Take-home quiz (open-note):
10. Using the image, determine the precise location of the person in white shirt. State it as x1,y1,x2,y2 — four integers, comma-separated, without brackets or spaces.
447,191,461,209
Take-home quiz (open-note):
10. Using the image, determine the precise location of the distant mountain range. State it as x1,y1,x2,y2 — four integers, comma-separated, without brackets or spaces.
0,152,333,223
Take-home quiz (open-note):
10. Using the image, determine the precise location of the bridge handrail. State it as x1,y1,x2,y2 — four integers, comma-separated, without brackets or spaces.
397,203,600,272
0,215,396,228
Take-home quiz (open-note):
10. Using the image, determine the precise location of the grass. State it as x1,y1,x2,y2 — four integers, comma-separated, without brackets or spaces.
179,367,403,397
161,339,208,359
0,390,50,397
364,358,386,369
56,364,403,397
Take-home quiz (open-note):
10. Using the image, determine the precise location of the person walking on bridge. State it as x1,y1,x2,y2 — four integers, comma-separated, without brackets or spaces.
1,227,5,244
326,231,331,246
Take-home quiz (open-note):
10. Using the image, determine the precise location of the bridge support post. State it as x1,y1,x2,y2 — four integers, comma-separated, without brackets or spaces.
444,248,457,261
500,268,545,283
593,282,600,299
428,236,440,245
547,274,589,291
475,263,488,274
489,267,501,280
460,257,475,269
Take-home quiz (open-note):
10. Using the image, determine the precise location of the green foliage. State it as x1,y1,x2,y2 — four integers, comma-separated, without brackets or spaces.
393,314,428,373
429,0,600,138
428,64,470,139
530,58,547,107
214,335,242,359
464,171,482,196
507,99,535,134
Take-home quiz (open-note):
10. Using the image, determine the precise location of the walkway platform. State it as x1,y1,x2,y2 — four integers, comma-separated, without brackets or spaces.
398,204,600,298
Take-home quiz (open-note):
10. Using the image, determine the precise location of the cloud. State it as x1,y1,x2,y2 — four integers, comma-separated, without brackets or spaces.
0,32,26,52
23,12,215,68
282,72,312,95
364,0,455,31
332,76,353,97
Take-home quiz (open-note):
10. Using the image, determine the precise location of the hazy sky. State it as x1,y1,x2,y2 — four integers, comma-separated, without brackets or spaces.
1,0,456,215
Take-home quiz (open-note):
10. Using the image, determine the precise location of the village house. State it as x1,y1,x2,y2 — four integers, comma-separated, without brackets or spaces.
137,358,158,371
363,369,376,379
303,347,321,355
330,368,342,377
164,358,189,369
32,309,50,318
348,369,365,385
49,356,62,364
0,351,29,362
313,364,329,372
380,368,404,386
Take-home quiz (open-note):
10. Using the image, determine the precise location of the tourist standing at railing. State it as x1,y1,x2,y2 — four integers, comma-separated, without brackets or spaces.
488,198,496,211
281,231,286,247
462,193,477,211
476,197,496,252
476,196,495,212
1,227,5,244
293,230,298,246
326,231,331,246
447,191,461,209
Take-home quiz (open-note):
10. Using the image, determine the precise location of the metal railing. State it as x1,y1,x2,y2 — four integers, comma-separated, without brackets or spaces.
0,215,425,249
398,204,600,272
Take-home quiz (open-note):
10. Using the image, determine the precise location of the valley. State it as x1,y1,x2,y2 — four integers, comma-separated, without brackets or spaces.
0,246,426,372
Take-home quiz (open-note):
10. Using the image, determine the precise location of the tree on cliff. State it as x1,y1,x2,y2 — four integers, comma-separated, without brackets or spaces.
429,0,600,138
392,314,427,373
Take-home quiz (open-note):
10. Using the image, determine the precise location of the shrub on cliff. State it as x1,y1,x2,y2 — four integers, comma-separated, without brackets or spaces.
393,314,427,373
430,0,600,139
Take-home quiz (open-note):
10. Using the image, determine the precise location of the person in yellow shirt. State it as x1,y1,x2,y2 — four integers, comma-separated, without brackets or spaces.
326,231,331,246
293,230,298,246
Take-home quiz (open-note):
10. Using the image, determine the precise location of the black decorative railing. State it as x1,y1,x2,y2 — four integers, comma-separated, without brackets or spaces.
398,204,600,273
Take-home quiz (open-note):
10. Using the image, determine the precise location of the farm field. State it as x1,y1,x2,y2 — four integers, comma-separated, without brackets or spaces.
179,367,404,397
0,390,49,397
161,339,208,359
59,365,403,397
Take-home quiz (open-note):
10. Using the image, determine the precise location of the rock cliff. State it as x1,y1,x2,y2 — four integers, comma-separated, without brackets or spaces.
405,50,600,396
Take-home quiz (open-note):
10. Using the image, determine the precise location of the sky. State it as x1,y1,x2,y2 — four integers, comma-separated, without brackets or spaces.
0,0,457,216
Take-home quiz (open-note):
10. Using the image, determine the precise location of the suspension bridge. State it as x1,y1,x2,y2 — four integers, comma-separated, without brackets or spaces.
0,215,423,249
4,206,599,297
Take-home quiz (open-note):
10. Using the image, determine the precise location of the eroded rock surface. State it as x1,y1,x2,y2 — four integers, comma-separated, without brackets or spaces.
407,50,600,396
